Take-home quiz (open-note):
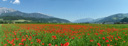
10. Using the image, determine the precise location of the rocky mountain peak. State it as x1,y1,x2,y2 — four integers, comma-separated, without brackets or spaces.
0,7,16,14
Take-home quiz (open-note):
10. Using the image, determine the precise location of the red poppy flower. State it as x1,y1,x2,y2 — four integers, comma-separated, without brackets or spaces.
64,42,69,46
65,39,68,41
4,44,7,46
49,43,51,46
52,36,57,39
42,43,44,45
97,43,101,46
31,42,33,44
61,43,63,46
107,44,110,46
90,40,94,42
105,40,109,42
102,37,105,40
55,44,58,46
19,43,24,45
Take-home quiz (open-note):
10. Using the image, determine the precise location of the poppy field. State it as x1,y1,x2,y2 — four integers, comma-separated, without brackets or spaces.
0,24,128,46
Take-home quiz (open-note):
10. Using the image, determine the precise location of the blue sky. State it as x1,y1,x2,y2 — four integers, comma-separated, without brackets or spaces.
0,0,128,21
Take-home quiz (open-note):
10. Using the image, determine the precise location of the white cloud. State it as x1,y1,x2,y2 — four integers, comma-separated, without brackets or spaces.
12,0,20,4
2,0,20,4
2,0,7,1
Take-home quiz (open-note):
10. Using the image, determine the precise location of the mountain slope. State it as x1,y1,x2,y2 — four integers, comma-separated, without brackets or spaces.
73,13,128,23
73,18,104,23
0,11,54,18
73,18,94,23
0,7,70,23
0,7,16,14
97,13,128,23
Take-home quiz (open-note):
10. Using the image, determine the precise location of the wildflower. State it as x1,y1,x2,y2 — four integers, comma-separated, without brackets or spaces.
95,33,98,35
31,42,33,44
87,33,90,35
118,36,121,39
55,44,58,46
60,43,63,46
1,42,3,44
69,36,71,38
78,37,80,39
99,37,101,39
102,37,105,40
125,34,127,36
49,43,51,46
19,43,24,45
65,39,68,41
21,39,26,42
26,44,28,46
12,43,15,46
29,36,32,39
115,38,118,40
33,35,34,37
26,35,28,38
123,41,126,43
4,44,7,46
72,37,74,39
52,35,57,39
64,42,69,46
42,43,44,45
90,40,94,42
107,44,110,46
106,40,109,42
16,38,19,40
97,43,101,46
110,40,112,41
36,39,41,43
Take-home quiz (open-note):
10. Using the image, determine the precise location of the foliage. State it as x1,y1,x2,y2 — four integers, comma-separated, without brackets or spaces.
0,24,128,46
0,15,70,23
120,17,128,22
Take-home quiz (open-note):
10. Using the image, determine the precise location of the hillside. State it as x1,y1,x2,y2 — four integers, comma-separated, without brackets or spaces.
0,7,70,23
97,13,128,23
73,18,94,23
74,13,128,23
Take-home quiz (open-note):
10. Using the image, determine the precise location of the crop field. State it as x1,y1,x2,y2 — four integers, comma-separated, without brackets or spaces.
0,24,128,46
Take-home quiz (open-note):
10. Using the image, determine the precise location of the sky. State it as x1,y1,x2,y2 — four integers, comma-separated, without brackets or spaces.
0,0,128,22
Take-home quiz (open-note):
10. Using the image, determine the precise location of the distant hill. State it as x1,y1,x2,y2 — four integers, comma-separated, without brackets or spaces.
0,7,70,23
73,18,104,23
97,13,128,23
74,13,128,23
73,18,94,23
120,17,128,22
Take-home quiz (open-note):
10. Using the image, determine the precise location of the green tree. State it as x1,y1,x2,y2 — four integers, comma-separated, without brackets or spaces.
121,17,128,22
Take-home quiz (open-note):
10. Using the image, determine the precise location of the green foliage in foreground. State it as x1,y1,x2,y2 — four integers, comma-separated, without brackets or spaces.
0,24,128,46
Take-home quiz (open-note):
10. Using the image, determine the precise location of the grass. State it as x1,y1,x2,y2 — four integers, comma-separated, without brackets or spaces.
0,24,2,43
0,24,128,46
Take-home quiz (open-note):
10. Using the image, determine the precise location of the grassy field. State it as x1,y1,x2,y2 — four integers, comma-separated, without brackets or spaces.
0,24,128,46
0,24,3,46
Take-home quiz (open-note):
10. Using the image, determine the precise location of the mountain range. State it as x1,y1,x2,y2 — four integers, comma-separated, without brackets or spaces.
1,7,128,24
73,18,94,23
0,7,70,23
74,13,128,23
0,7,16,14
